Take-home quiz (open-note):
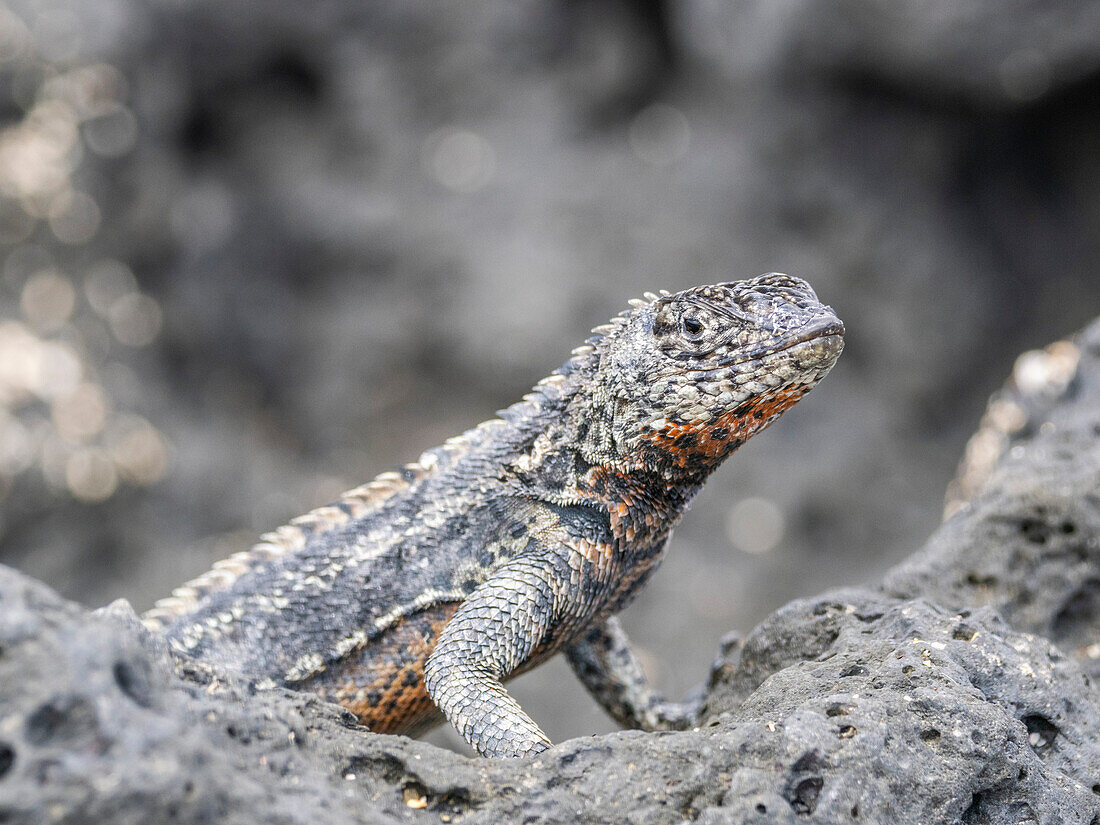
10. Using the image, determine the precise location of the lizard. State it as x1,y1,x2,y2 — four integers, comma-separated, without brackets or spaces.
142,273,845,759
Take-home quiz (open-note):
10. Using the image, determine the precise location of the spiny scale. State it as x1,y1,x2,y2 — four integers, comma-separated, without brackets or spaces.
142,291,671,630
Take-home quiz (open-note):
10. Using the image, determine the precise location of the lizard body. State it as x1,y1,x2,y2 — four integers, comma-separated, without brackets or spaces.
144,274,844,758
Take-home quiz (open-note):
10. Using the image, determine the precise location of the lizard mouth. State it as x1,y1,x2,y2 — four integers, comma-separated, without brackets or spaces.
714,314,845,368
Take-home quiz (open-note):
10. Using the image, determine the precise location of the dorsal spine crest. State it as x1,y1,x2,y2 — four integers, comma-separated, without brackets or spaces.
140,297,662,630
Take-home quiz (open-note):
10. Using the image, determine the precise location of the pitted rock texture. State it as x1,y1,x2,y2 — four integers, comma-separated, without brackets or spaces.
3,573,1100,824
2,319,1100,824
698,596,1100,823
885,318,1100,677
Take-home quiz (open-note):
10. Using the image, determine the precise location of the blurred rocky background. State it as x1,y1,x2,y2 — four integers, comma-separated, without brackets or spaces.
0,0,1097,751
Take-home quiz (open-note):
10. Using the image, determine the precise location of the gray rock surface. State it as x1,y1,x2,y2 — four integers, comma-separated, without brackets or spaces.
2,321,1100,823
885,319,1100,677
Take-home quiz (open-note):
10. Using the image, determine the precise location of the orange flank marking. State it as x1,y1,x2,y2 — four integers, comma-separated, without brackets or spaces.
310,602,460,735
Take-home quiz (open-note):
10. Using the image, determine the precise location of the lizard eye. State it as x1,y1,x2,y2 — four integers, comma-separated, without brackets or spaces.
681,315,705,339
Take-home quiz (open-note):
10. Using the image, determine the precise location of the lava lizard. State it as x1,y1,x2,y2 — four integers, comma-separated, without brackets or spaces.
143,273,845,758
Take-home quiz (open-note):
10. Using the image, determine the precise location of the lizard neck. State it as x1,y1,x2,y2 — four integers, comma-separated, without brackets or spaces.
560,369,812,547
501,405,703,549
568,361,812,481
574,462,701,548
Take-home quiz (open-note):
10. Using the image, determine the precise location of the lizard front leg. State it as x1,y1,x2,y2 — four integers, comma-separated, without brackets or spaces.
565,615,702,731
424,553,570,758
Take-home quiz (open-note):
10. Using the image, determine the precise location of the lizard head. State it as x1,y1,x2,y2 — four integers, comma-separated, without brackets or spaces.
580,273,844,478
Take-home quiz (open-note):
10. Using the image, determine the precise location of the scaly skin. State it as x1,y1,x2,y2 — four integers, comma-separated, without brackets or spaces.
144,274,844,758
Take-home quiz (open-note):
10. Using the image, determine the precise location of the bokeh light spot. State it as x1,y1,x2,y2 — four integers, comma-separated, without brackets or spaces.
84,259,137,316
83,104,138,157
108,292,162,347
423,128,496,193
0,6,32,62
65,446,118,502
726,496,786,555
0,413,33,475
49,190,101,244
20,267,75,331
52,381,109,442
0,197,36,244
108,416,169,485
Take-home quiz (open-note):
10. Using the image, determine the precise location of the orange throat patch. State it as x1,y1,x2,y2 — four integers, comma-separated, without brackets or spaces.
645,384,808,470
